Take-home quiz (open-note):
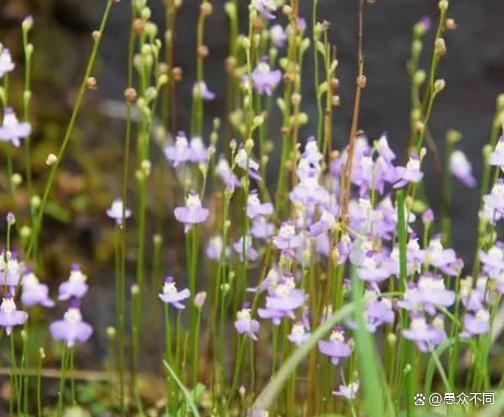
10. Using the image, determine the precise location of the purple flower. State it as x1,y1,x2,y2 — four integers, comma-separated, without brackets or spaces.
188,136,208,164
252,62,282,96
251,0,277,19
376,134,396,162
450,150,476,187
194,291,207,308
159,276,190,309
273,222,302,250
303,136,323,165
49,300,93,347
174,192,209,232
58,265,89,301
258,276,306,325
206,236,227,260
251,216,275,239
479,245,504,278
235,306,260,340
216,157,240,189
489,136,504,167
0,295,28,335
106,198,131,226
1,251,24,287
164,132,190,167
333,381,359,400
357,251,391,283
288,321,311,346
236,148,261,181
364,294,395,331
247,191,273,218
460,309,490,338
402,315,446,352
318,328,352,365
483,180,504,214
0,46,15,77
269,24,287,48
21,272,55,308
0,108,31,147
233,236,259,262
193,81,216,101
394,154,423,188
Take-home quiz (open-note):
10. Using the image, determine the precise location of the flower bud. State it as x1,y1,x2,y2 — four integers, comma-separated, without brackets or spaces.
106,326,116,339
438,0,449,11
46,153,58,166
434,79,446,93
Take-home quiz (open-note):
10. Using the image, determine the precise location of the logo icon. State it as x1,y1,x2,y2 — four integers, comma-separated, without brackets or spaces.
414,393,426,406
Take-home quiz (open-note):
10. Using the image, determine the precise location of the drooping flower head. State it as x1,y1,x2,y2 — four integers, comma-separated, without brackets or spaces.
158,276,190,309
106,198,131,226
193,81,216,101
58,264,89,301
0,293,28,335
0,108,31,147
450,150,476,188
49,299,93,347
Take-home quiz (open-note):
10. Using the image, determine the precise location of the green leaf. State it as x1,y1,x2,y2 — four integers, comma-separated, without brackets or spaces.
163,360,200,417
252,304,354,412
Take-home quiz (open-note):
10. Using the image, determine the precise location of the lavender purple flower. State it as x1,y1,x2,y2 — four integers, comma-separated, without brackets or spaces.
159,276,190,309
0,108,31,147
49,299,93,347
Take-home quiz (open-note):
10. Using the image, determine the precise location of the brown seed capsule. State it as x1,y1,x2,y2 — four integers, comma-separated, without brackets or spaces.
197,45,209,58
357,75,367,88
331,77,340,90
445,18,456,30
92,31,101,42
415,121,425,132
283,73,294,84
172,66,183,81
86,77,97,90
157,62,169,76
252,17,264,32
200,2,213,17
225,56,237,73
281,126,290,135
133,18,145,35
112,0,121,4
282,4,293,15
124,87,138,103
332,95,341,107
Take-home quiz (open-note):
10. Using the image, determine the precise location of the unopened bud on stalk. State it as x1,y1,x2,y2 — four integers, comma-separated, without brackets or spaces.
86,77,97,90
435,38,446,56
291,93,301,106
141,7,152,20
496,94,504,110
239,386,246,397
446,129,461,144
31,195,41,209
131,284,140,296
419,147,427,159
20,226,31,238
198,45,209,58
412,39,422,56
404,364,412,374
6,212,15,226
46,153,57,166
194,291,207,308
201,2,213,17
245,138,254,152
106,327,116,339
434,78,446,93
11,173,22,187
282,4,293,15
414,70,426,85
415,121,425,133
92,31,101,42
332,95,341,107
39,348,46,359
153,234,163,246
387,333,397,346
224,2,236,17
331,78,340,90
22,16,34,31
141,160,151,176
438,0,449,11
